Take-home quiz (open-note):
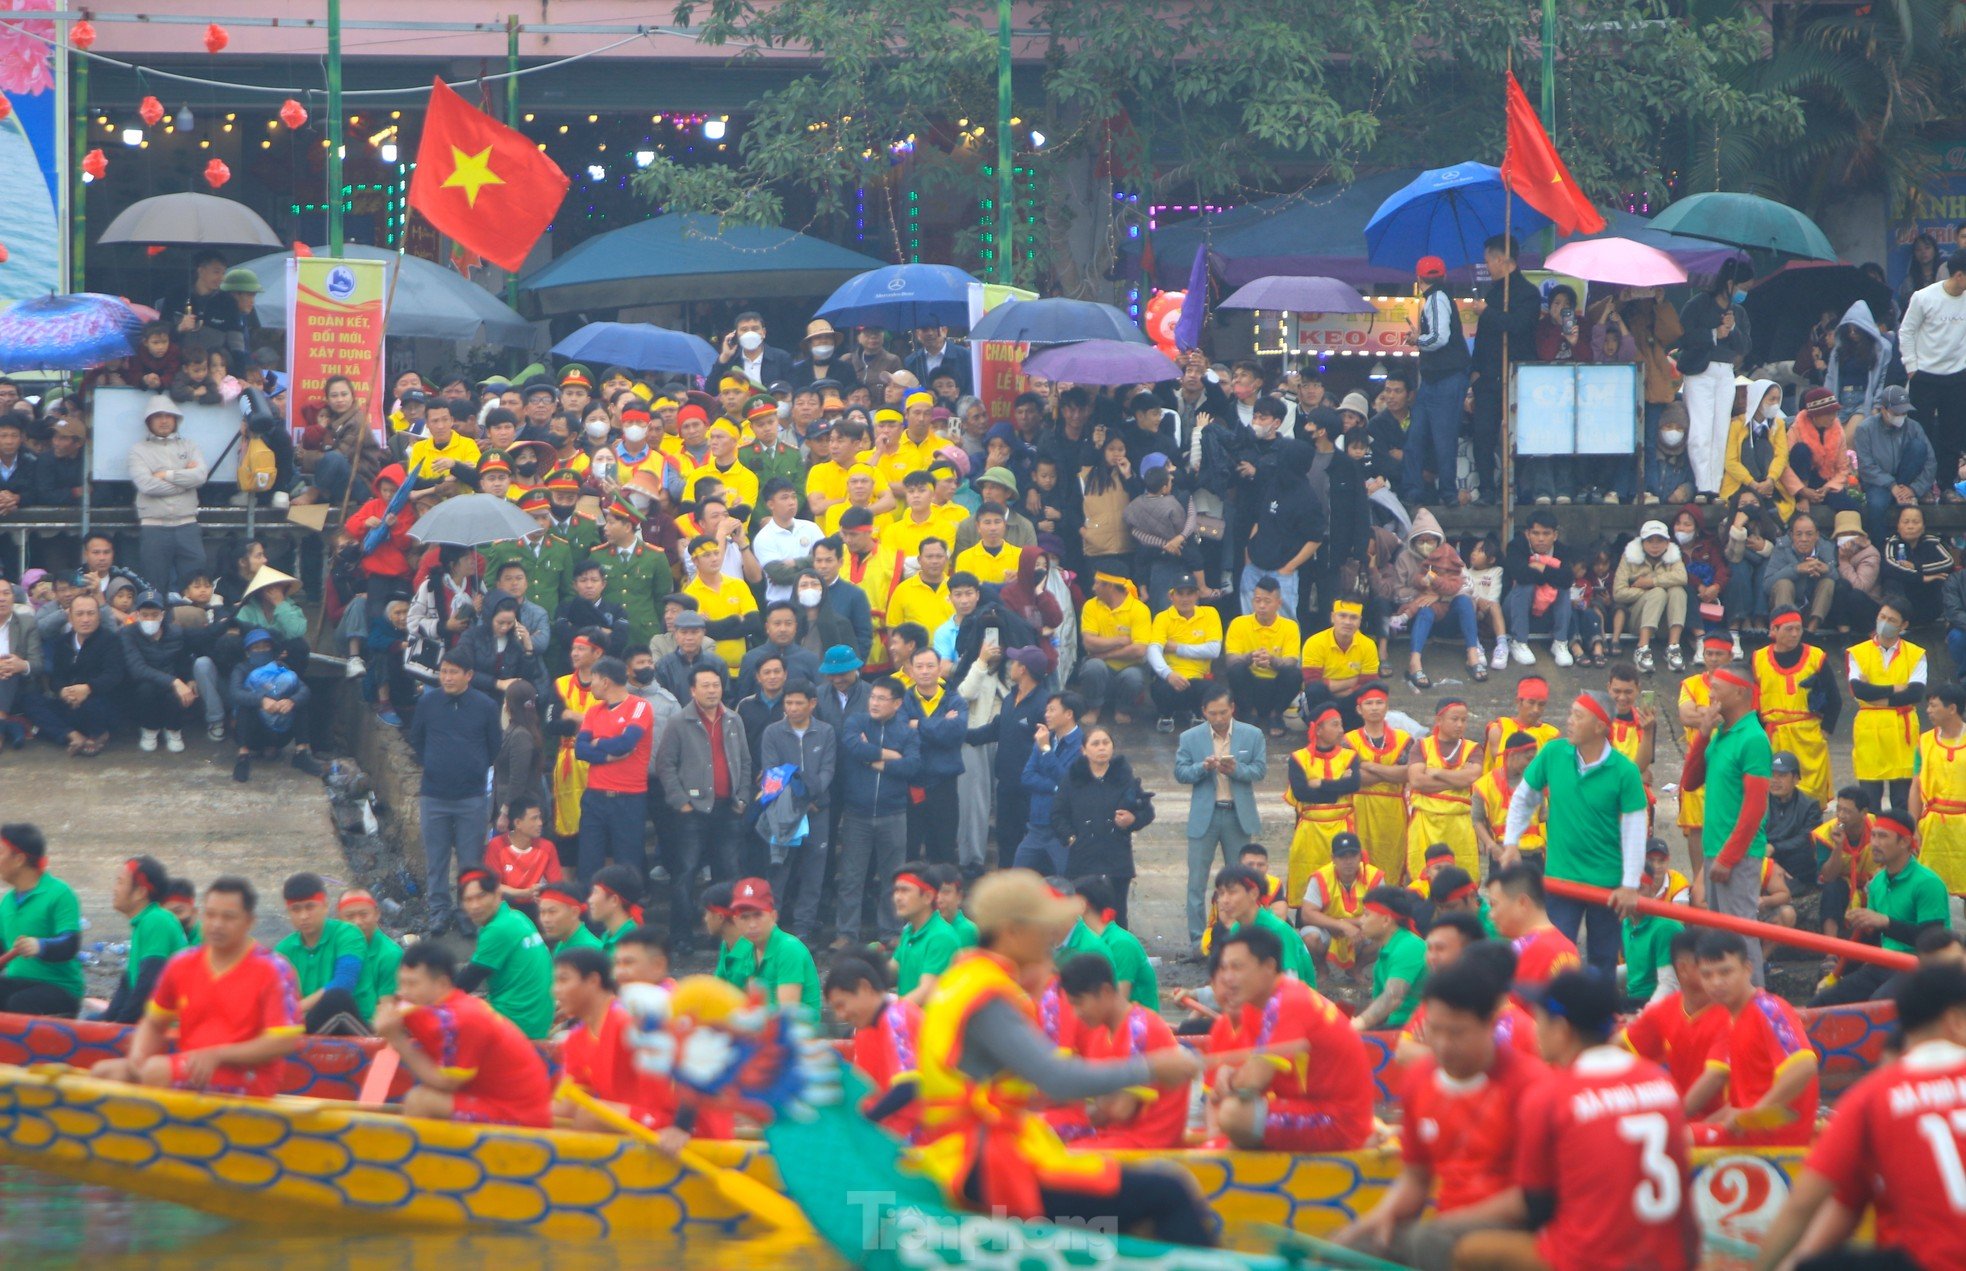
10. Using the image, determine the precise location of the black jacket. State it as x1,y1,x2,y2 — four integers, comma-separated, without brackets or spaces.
47,624,127,697
455,612,548,702
1318,449,1368,568
905,347,971,395
711,344,796,390
1502,533,1573,591
119,616,191,690
966,682,1048,785
1472,272,1541,376
1675,292,1753,377
0,448,38,506
406,683,504,800
31,449,82,506
1052,754,1155,879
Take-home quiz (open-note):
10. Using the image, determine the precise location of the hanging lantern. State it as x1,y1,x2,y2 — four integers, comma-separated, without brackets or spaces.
70,21,95,50
203,23,229,54
81,148,107,179
203,156,230,188
146,245,167,256
174,105,194,132
292,241,313,258
0,95,15,124
0,244,12,265
138,96,164,127
279,98,308,130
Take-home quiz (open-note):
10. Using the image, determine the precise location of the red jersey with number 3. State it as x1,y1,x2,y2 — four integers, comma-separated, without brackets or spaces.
1401,1043,1549,1212
1516,1046,1692,1271
1621,993,1732,1110
1806,1039,1966,1263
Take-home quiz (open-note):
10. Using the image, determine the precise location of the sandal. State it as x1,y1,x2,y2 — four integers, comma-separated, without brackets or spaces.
65,735,85,757
1470,660,1490,683
1406,667,1431,691
77,738,104,758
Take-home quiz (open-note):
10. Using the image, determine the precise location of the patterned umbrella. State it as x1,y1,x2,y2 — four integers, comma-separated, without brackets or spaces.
0,292,143,371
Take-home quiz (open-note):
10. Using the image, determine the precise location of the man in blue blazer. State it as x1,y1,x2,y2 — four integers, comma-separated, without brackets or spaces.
1173,682,1268,948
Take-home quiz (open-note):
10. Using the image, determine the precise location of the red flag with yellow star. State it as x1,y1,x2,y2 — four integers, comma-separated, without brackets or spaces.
1500,71,1604,236
408,78,568,272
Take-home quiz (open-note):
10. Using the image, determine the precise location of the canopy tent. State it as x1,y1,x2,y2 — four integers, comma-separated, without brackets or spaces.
519,213,889,315
234,245,539,348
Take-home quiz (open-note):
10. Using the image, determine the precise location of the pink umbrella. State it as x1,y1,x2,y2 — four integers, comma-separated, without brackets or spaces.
1543,237,1686,287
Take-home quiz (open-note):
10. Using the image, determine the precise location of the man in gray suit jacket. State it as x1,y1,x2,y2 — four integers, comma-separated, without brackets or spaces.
1173,683,1268,947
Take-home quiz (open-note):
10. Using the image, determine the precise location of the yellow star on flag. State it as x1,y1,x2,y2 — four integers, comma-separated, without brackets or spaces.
442,145,504,207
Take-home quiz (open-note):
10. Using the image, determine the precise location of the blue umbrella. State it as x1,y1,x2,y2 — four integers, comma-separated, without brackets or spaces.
360,460,424,556
1365,163,1553,272
816,264,980,333
966,297,1149,347
550,322,717,378
0,292,143,371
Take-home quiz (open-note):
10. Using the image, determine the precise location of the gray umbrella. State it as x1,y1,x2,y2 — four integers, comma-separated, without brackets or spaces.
234,245,539,348
406,494,540,547
96,192,283,248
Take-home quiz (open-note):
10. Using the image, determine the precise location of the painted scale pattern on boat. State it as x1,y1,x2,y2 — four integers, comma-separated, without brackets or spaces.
0,1066,767,1240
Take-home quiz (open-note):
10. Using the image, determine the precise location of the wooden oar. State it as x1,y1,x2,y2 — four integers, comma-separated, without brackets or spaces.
556,1079,811,1235
1542,877,1917,971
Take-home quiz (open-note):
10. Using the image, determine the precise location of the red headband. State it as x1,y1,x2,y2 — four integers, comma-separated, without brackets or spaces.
337,890,376,912
286,892,327,906
1770,611,1803,629
1356,686,1388,704
1442,881,1478,905
596,884,644,924
1702,634,1735,651
1517,678,1548,701
1875,813,1917,841
1711,667,1755,692
1310,706,1341,729
895,872,935,895
1574,693,1612,728
1363,900,1410,930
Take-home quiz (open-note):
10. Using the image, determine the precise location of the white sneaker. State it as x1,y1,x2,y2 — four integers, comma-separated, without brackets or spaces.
345,656,367,679
1554,495,1572,505
1534,496,1552,505
1600,491,1620,505
1635,646,1655,673
1509,639,1536,666
138,728,159,752
1640,493,1661,505
1552,643,1575,668
207,721,226,742
1491,642,1510,670
1731,633,1744,661
271,491,291,510
163,730,185,753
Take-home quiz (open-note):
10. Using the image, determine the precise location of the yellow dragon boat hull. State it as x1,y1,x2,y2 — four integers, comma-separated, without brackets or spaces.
0,1064,1809,1247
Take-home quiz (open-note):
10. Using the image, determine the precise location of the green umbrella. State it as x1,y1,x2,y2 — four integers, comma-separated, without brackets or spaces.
1647,192,1836,261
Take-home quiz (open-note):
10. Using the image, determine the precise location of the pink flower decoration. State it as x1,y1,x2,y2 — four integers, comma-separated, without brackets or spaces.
0,0,54,98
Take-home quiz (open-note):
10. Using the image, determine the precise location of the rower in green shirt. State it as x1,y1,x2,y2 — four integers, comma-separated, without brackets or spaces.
933,867,978,949
730,877,821,1015
334,888,404,1022
1622,910,1683,1007
1075,878,1160,1010
1352,887,1427,1030
162,877,201,946
1820,811,1954,1006
891,866,959,1004
590,865,646,955
274,872,371,1031
1213,863,1316,986
0,824,86,1014
538,880,605,955
457,870,555,1039
104,855,188,1024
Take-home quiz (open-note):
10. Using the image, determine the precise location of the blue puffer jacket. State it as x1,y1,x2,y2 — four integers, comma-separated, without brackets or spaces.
1020,724,1084,835
904,681,967,784
838,712,921,818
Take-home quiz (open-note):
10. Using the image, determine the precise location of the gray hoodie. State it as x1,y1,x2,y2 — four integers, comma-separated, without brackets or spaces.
1823,300,1893,418
126,429,208,527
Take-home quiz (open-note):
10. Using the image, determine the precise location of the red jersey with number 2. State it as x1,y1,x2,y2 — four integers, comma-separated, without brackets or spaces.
1516,1046,1692,1271
1806,1039,1966,1264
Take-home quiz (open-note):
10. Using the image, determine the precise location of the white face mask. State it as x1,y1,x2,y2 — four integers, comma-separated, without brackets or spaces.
1673,530,1694,546
627,490,651,513
584,419,610,440
809,343,834,361
797,586,823,606
623,424,648,446
738,331,765,352
138,618,161,636
1660,428,1685,448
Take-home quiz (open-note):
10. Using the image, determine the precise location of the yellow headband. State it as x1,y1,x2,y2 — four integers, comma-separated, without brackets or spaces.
1331,599,1364,616
873,408,904,426
846,463,881,482
630,382,654,402
904,390,934,410
1093,571,1138,604
691,539,723,557
652,397,678,411
720,375,751,392
709,419,741,439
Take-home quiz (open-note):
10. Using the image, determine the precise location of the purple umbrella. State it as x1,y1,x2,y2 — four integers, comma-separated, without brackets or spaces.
1217,275,1375,314
1022,339,1180,386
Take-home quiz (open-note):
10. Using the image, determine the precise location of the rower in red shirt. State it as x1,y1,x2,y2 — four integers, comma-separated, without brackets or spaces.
1486,863,1580,995
481,795,562,909
1456,970,1697,1271
1682,930,1818,1147
1206,924,1374,1151
376,941,554,1127
824,956,923,1138
610,925,730,1142
91,876,302,1096
1396,916,1543,1067
1753,964,1966,1271
1618,926,1730,1117
1049,951,1190,1150
1340,960,1548,1263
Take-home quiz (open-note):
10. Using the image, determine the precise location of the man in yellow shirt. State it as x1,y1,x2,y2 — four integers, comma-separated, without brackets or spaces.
821,463,886,535
681,536,760,667
886,537,955,639
405,398,481,496
688,420,759,511
954,505,1021,586
1147,574,1222,729
867,409,915,495
804,420,867,521
1077,572,1152,724
1223,575,1302,737
898,390,944,474
1298,598,1379,731
882,471,952,564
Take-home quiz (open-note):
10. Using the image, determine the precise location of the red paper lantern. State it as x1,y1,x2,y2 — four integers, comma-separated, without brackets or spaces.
279,98,308,130
203,157,230,188
146,245,167,257
203,23,228,54
0,95,14,124
70,20,95,50
292,241,313,258
138,96,164,128
81,148,107,179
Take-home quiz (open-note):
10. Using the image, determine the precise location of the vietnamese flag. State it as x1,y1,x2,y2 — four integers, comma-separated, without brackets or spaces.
1500,71,1605,236
408,78,569,272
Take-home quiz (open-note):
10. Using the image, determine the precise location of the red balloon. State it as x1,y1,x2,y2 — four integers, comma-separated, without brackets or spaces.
292,241,313,258
138,96,164,128
1143,290,1185,358
81,148,107,180
279,98,308,131
0,244,12,265
70,20,95,50
0,95,14,124
203,157,230,189
203,23,228,54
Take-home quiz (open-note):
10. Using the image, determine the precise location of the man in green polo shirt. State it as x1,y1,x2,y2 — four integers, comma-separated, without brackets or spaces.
104,855,187,1024
589,865,644,955
539,880,604,955
1684,664,1775,985
1213,864,1316,986
1076,876,1159,1009
730,877,821,1015
933,866,978,949
457,869,555,1039
0,823,85,1017
1621,904,1684,1008
891,864,959,1004
336,889,403,1022
1813,812,1951,1006
1506,689,1648,980
700,882,753,991
274,871,371,1033
1351,887,1427,1030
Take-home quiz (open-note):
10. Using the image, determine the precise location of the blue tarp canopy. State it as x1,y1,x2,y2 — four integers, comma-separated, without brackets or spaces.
519,213,889,315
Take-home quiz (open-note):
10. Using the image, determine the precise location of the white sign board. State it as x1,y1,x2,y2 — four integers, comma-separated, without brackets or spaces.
90,386,245,486
1512,362,1642,457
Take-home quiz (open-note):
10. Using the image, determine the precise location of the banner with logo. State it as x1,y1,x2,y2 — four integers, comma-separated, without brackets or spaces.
969,281,1037,422
286,255,388,432
1890,147,1966,288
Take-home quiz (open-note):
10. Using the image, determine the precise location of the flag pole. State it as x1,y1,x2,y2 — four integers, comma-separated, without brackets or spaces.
1499,48,1514,547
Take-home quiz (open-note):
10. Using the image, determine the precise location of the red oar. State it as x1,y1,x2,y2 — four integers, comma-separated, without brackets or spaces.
1542,877,1916,972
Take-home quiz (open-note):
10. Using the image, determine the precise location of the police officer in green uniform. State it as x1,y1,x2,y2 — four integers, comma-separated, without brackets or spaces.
482,490,575,619
588,496,673,648
542,468,603,555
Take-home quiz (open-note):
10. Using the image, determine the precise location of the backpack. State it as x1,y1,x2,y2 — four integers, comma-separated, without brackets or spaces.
238,434,278,493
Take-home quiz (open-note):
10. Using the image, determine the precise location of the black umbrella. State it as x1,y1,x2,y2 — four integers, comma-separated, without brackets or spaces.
1741,262,1896,366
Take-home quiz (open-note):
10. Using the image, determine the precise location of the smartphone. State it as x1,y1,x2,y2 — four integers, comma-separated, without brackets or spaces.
1639,688,1657,710
982,625,1000,650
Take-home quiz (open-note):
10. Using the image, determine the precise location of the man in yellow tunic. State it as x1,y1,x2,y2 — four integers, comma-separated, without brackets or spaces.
1473,731,1544,869
1297,832,1385,981
681,536,760,667
1752,608,1837,807
550,636,602,838
1846,595,1925,812
1480,674,1557,775
1404,698,1482,881
1344,683,1412,884
1282,706,1359,904
1912,682,1966,895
